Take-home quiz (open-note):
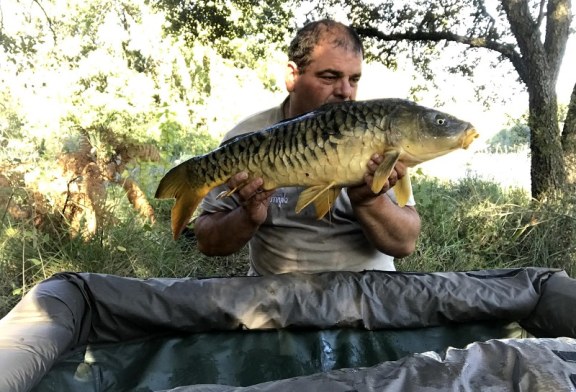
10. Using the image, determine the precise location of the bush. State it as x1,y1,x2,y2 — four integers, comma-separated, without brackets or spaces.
401,175,576,275
2,170,576,318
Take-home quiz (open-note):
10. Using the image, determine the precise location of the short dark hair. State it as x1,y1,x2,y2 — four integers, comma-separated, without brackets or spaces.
287,19,364,73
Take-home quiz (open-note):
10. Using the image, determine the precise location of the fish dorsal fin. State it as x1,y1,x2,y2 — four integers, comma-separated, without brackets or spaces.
371,150,401,193
392,169,411,207
218,131,258,148
295,182,339,219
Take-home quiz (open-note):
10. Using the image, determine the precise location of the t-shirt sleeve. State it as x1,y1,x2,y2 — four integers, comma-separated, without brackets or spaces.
387,187,416,206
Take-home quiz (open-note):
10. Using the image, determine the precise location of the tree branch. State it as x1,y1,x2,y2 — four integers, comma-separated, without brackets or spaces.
355,26,528,82
475,0,497,36
31,0,57,44
536,0,547,30
501,0,571,88
544,0,572,81
500,0,545,87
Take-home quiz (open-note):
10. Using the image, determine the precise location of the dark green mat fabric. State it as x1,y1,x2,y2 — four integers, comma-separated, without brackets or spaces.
2,268,576,392
33,321,527,391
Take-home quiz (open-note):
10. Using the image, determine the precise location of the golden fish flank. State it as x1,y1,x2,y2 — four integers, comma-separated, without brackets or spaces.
155,98,479,239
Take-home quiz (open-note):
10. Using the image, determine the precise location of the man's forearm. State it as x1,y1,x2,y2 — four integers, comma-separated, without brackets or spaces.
194,209,260,256
352,195,421,258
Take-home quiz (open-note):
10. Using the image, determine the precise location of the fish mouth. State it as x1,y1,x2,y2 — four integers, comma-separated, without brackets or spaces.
461,127,479,149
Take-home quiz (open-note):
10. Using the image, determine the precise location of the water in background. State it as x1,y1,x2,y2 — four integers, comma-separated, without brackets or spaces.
418,148,531,191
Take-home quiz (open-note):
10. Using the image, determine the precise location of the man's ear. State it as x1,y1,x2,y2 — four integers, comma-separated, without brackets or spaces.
285,61,298,92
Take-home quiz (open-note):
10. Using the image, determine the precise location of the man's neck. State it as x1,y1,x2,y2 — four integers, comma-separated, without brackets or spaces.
281,97,291,120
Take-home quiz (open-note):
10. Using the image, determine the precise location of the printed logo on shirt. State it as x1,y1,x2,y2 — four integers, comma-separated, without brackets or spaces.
270,192,289,206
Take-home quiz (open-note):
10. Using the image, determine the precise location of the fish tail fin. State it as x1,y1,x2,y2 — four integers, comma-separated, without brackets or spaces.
155,162,211,240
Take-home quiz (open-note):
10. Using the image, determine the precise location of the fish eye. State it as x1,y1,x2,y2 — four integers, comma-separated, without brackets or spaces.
435,115,447,126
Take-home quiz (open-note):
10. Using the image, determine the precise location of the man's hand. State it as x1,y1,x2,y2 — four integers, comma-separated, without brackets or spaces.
348,153,406,206
227,172,274,225
194,172,273,257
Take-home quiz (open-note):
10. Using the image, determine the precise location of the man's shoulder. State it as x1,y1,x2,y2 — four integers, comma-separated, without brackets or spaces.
223,100,286,142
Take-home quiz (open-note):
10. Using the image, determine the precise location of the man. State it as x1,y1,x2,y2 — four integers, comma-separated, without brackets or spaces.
194,20,421,275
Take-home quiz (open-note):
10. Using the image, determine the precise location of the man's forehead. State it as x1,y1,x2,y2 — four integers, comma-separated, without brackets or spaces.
308,42,363,73
316,33,362,54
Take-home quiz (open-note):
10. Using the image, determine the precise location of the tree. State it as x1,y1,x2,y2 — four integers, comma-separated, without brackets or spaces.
0,0,228,237
308,0,573,200
154,0,294,70
488,123,531,152
562,82,576,185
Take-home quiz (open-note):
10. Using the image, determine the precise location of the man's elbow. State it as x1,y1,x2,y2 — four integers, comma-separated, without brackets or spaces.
195,237,215,256
393,210,421,258
383,222,421,258
383,239,417,259
194,217,218,256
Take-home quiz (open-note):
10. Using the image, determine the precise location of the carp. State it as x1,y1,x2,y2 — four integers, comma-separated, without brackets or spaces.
155,98,478,239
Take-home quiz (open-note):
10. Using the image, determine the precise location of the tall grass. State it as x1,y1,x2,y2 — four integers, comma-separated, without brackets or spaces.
0,185,250,317
1,173,575,318
402,174,576,274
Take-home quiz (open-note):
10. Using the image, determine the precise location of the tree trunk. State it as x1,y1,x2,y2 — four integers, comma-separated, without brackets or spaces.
501,0,570,200
562,82,576,188
528,90,566,199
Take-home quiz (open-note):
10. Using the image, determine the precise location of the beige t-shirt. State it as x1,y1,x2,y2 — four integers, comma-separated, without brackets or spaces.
199,100,415,275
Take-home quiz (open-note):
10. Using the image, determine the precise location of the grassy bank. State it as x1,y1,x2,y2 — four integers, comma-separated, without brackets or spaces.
1,174,575,318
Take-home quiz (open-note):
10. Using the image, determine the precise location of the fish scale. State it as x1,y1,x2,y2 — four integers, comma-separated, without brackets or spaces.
156,99,479,239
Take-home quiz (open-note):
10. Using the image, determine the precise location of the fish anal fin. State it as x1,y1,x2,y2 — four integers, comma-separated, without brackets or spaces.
392,169,411,207
313,187,342,219
372,150,401,193
295,182,338,219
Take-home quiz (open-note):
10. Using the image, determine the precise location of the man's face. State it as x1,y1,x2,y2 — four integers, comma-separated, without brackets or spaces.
286,40,363,117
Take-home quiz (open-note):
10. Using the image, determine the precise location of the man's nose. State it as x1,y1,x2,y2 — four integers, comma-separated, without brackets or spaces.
334,78,354,99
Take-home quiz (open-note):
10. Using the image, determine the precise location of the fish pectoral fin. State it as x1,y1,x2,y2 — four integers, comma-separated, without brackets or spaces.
295,182,339,219
392,169,411,207
372,150,401,193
